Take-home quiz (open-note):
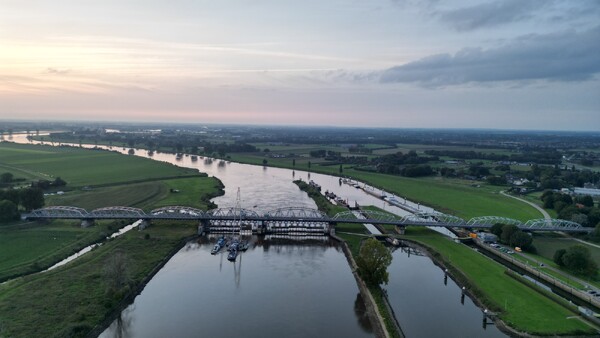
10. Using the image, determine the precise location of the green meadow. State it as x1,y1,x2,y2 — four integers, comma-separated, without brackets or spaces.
0,142,222,337
0,142,198,188
0,142,221,282
231,152,541,221
0,222,200,338
402,226,595,335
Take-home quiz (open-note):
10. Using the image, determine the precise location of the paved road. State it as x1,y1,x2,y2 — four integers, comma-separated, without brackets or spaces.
500,191,551,220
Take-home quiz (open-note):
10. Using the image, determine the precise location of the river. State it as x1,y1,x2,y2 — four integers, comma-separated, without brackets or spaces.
10,136,506,337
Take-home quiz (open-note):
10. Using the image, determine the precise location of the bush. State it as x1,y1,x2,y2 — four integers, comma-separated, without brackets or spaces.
553,249,566,266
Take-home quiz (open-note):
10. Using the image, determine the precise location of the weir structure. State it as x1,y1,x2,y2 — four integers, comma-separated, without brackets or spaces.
22,206,591,234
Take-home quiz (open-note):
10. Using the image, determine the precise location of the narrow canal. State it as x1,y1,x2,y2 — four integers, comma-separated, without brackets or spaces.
12,136,506,337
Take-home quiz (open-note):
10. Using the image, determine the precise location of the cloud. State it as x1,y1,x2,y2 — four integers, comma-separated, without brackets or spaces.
393,0,600,31
45,67,71,75
379,26,600,87
434,0,548,31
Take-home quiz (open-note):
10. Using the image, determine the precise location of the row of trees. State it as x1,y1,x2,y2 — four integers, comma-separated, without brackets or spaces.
490,223,534,252
0,187,45,222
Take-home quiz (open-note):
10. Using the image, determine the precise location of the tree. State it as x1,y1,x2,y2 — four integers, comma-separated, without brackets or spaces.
590,223,600,243
356,238,392,286
509,231,533,251
0,200,18,222
553,249,566,266
262,159,268,166
104,251,130,293
486,175,507,186
0,172,13,183
308,161,311,169
571,213,588,227
576,195,594,208
20,187,44,211
560,245,598,276
490,223,504,237
53,177,67,187
292,159,296,167
3,189,20,207
339,164,343,174
500,224,519,244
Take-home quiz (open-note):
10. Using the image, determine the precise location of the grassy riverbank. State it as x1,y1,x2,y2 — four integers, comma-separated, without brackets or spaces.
402,226,596,335
0,220,116,282
0,142,219,283
230,153,541,221
0,142,198,188
0,221,199,338
0,142,222,337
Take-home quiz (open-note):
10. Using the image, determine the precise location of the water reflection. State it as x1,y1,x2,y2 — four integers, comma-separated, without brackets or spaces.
110,306,135,338
387,246,506,338
100,236,373,338
354,293,373,333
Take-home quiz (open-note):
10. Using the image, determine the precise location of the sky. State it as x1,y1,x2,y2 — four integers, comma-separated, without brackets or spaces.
0,0,599,130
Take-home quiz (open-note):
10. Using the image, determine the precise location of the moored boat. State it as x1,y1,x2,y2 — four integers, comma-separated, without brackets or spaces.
227,249,238,261
211,243,222,255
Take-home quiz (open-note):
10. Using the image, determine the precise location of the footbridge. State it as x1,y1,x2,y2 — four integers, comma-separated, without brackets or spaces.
22,206,591,234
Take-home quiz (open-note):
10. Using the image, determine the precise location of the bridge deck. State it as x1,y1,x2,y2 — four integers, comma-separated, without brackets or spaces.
21,206,592,233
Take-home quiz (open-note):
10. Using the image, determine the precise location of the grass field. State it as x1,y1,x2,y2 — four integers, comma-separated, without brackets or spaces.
533,234,600,264
0,221,115,282
0,221,198,338
234,151,541,221
45,177,222,211
0,142,222,283
402,227,595,335
0,141,222,337
0,142,199,188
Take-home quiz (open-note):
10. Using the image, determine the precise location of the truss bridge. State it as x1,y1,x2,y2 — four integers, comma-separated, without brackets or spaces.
22,206,591,234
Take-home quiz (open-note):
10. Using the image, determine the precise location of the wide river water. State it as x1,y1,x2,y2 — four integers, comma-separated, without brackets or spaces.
11,136,506,338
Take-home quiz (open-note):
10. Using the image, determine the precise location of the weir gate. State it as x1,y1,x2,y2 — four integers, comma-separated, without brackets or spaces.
22,206,591,234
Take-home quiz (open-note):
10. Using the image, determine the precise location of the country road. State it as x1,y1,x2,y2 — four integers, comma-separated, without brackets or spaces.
500,191,551,220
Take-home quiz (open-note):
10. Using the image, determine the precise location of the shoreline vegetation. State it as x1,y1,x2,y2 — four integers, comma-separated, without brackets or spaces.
0,142,224,337
1,139,596,337
295,181,598,337
27,134,542,220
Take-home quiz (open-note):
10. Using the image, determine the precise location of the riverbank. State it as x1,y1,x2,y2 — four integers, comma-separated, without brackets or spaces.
228,153,542,221
296,176,596,336
0,141,225,337
0,141,217,283
400,226,597,336
87,231,198,337
295,180,403,338
0,222,203,337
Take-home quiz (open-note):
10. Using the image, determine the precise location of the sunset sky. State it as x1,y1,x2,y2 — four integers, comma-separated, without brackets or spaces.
1,0,599,130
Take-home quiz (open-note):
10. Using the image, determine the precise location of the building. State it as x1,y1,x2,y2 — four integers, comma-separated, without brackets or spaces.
478,232,498,243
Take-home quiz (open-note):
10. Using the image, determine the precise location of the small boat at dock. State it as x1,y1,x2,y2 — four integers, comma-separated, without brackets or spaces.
211,236,227,255
211,244,222,255
227,249,238,261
